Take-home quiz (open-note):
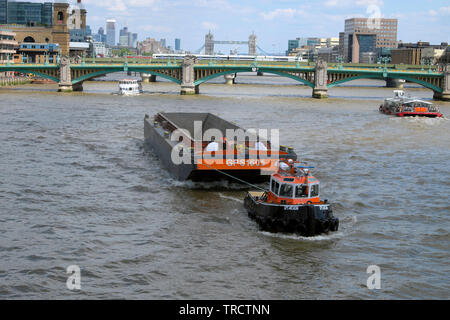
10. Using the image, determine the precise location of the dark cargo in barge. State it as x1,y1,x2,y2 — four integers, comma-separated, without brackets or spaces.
144,112,297,182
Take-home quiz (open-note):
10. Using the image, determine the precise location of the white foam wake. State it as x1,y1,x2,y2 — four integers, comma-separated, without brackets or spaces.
259,231,345,241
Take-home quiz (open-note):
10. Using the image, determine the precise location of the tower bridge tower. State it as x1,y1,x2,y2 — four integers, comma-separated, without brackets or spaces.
248,33,257,56
205,31,214,55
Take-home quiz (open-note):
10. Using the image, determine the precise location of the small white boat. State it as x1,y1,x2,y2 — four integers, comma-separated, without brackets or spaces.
118,79,143,95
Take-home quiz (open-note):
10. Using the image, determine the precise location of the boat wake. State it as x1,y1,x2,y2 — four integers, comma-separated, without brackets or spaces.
259,230,345,241
389,116,448,126
258,213,357,241
218,193,242,202
170,179,258,190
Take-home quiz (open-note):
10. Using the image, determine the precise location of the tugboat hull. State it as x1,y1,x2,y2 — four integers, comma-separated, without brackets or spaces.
244,192,339,237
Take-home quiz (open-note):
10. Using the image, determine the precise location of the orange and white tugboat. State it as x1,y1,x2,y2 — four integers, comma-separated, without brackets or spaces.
244,160,339,237
380,90,443,118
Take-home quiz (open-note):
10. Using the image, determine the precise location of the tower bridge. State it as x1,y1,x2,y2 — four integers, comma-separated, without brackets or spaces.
197,32,258,55
0,57,449,101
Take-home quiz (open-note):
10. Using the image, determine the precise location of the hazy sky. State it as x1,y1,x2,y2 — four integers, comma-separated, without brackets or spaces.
27,0,450,53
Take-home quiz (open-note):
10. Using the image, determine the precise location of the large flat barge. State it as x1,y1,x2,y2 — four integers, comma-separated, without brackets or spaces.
144,112,297,182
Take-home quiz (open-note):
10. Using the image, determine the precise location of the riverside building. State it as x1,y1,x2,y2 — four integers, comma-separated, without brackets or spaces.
343,18,398,63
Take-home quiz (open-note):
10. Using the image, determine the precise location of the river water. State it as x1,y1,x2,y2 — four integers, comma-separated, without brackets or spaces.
0,74,449,299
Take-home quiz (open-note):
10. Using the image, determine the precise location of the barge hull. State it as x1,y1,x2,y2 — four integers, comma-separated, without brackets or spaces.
145,113,295,182
144,117,194,181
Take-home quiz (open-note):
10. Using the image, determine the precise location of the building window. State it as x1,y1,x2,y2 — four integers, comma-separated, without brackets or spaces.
24,36,35,43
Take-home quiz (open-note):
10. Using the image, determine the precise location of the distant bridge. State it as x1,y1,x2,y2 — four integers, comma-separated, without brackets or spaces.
0,57,449,100
196,32,260,55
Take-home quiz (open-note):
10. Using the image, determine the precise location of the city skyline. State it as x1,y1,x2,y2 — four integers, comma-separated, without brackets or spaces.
8,0,450,53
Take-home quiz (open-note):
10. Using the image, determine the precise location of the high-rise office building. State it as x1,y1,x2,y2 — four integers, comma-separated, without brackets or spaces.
160,38,166,48
119,26,128,37
119,26,129,46
343,18,398,63
118,27,138,47
0,0,7,24
94,27,106,43
106,19,116,46
175,38,181,51
2,0,53,26
131,33,138,48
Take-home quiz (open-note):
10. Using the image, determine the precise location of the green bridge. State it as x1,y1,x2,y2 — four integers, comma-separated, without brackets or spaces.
1,56,449,100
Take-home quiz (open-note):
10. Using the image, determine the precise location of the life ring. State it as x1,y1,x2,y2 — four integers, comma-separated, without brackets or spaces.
306,201,313,205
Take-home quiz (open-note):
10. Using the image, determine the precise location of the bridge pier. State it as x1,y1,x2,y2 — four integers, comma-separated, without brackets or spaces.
386,78,404,89
313,60,328,99
434,65,450,101
72,82,83,92
58,55,73,92
181,56,198,95
141,73,157,83
224,74,235,85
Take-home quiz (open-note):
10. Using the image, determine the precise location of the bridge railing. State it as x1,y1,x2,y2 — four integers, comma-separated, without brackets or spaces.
0,59,442,74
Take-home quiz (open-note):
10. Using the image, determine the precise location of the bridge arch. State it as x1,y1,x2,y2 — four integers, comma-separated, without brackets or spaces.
128,68,182,85
327,74,443,93
70,68,182,85
0,66,59,83
194,69,315,88
71,68,121,84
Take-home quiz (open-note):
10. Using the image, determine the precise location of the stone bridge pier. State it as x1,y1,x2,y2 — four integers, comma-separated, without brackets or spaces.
434,65,450,101
224,73,235,85
141,73,157,83
181,56,199,95
313,60,328,99
386,78,404,89
58,55,83,92
58,55,73,92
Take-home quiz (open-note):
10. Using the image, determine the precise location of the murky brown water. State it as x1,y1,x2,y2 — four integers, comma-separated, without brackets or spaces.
0,74,449,299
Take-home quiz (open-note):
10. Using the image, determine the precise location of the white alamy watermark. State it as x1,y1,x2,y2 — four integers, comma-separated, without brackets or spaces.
169,121,281,174
66,265,81,291
366,4,382,31
366,265,381,290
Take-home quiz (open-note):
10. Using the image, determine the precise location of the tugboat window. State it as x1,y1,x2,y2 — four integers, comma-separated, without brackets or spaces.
310,185,319,197
271,180,280,195
279,184,293,198
295,185,308,198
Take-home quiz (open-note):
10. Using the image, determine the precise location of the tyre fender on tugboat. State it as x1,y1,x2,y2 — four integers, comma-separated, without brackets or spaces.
330,218,339,232
307,208,317,237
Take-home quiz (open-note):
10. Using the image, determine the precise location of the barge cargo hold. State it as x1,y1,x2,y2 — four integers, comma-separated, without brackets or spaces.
144,112,297,182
